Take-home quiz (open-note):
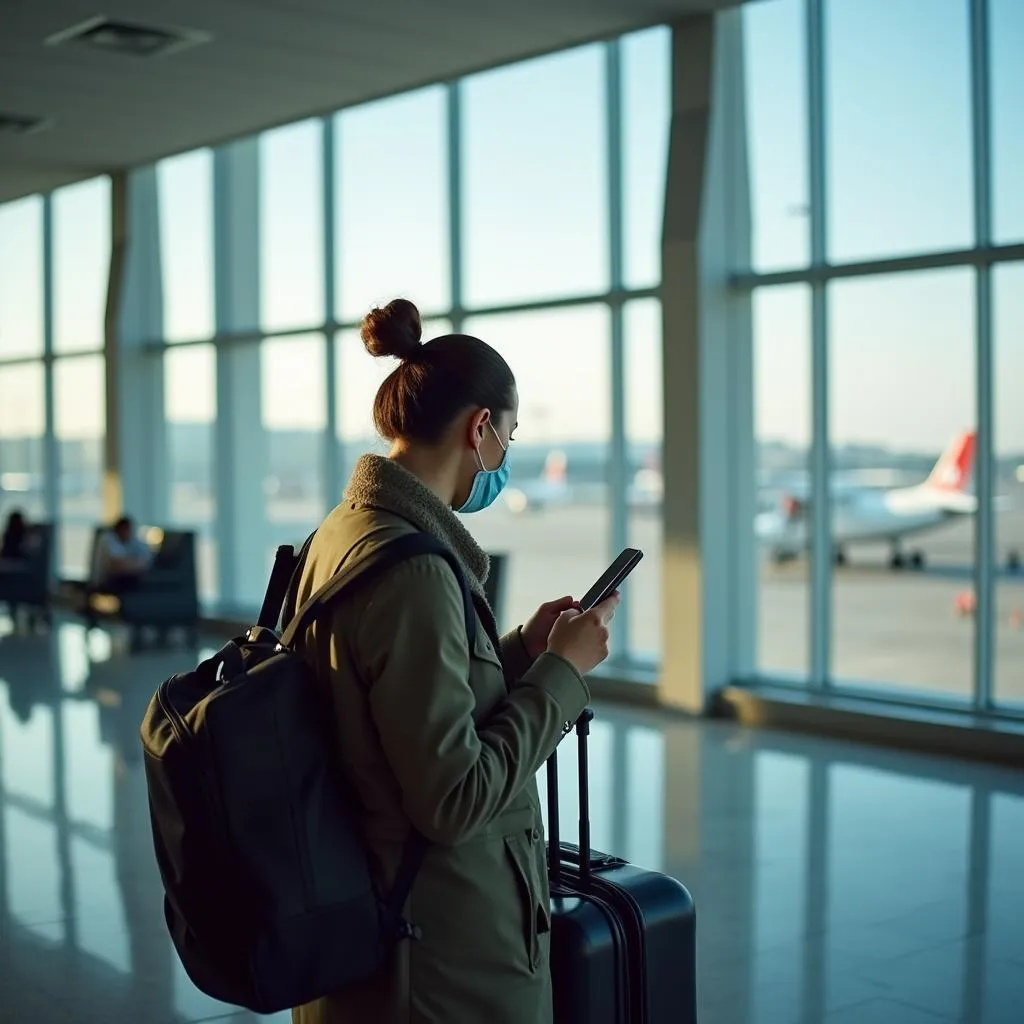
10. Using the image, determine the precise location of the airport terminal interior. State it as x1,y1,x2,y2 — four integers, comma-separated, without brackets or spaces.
1,0,1022,1021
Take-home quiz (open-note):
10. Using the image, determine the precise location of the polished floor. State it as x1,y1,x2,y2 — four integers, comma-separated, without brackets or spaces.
0,619,1021,1024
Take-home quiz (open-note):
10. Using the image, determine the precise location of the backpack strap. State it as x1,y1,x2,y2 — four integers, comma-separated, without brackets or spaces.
256,543,304,630
279,531,476,650
275,531,317,634
277,530,478,946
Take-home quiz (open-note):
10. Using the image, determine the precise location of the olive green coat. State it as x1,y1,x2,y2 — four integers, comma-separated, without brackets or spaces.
290,455,590,1024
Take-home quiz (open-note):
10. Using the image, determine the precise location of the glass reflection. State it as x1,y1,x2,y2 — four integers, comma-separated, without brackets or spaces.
0,627,1019,1023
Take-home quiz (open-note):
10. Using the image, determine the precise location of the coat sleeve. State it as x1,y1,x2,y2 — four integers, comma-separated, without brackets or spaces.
355,554,589,846
499,627,535,683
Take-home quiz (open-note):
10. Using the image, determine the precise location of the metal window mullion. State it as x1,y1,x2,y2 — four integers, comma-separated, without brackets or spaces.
971,0,995,709
606,39,628,658
807,0,831,689
447,82,465,333
42,194,59,526
730,241,1024,289
322,115,342,505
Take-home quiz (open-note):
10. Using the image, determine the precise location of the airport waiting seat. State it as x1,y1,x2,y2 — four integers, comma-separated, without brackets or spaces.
73,526,200,646
484,551,508,631
0,522,55,628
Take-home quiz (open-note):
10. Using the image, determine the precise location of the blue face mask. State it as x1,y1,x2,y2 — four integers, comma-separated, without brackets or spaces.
457,423,511,514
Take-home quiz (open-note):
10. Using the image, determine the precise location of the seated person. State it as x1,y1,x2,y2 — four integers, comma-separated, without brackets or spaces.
92,516,153,592
1,510,32,626
0,510,28,565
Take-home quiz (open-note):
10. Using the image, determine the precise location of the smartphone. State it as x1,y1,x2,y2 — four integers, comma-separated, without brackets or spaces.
578,547,644,612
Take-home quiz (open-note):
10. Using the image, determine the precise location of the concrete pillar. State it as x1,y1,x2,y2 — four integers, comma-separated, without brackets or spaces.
108,167,167,528
659,10,755,712
213,139,268,608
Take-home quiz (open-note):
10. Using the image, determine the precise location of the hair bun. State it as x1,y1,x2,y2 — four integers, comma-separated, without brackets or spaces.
361,299,423,360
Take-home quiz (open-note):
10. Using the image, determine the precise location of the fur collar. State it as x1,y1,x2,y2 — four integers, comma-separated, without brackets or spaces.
345,454,490,601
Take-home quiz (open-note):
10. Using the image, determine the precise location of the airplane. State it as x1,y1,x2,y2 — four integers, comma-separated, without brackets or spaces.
504,447,665,514
504,449,572,514
628,466,663,510
756,430,981,570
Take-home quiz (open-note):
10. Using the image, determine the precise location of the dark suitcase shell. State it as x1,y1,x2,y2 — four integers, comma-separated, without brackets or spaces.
546,713,697,1024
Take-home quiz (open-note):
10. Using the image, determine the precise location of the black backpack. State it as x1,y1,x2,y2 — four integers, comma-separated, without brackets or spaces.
140,532,476,1014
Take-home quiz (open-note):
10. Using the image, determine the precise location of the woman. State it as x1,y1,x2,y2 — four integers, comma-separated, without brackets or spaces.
291,299,618,1024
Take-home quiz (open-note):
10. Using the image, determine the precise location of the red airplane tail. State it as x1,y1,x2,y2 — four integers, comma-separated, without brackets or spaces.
926,431,976,492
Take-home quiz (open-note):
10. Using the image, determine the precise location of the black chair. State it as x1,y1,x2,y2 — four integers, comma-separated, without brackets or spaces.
484,551,508,631
76,526,200,647
0,522,55,629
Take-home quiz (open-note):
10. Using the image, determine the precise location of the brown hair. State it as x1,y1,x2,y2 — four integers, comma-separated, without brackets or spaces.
361,298,516,444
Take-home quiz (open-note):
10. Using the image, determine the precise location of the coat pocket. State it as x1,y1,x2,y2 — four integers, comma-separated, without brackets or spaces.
503,830,548,972
470,624,504,670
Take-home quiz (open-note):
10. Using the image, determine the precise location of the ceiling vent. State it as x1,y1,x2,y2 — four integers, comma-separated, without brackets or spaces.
45,16,212,58
0,112,52,136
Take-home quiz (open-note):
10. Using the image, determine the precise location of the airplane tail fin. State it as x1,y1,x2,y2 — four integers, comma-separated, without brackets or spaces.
925,431,976,493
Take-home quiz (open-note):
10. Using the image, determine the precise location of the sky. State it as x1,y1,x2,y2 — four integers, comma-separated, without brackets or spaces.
0,1,1023,457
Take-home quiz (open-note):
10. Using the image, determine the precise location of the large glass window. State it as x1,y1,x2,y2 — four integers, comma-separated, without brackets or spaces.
0,195,45,359
462,46,608,308
157,149,215,343
53,177,111,354
743,0,809,272
165,344,219,602
462,306,611,633
990,0,1024,245
755,285,811,679
0,363,46,521
625,299,663,659
829,269,975,698
54,354,106,577
259,120,324,332
334,318,453,485
260,335,327,546
336,89,449,320
621,28,671,290
825,0,973,263
993,263,1024,709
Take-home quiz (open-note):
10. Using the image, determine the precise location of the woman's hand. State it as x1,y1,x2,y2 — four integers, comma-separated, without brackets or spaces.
546,594,619,676
521,596,578,660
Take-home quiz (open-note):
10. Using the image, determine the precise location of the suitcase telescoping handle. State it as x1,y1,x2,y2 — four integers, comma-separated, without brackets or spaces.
546,708,595,889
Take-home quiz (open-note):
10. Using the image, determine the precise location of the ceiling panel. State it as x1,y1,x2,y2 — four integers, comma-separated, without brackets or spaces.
0,0,732,202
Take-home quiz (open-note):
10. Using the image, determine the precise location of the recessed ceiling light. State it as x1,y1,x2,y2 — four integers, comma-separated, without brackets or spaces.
45,16,211,58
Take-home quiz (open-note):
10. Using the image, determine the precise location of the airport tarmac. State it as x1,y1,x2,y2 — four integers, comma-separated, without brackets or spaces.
54,497,1024,707
471,503,1024,707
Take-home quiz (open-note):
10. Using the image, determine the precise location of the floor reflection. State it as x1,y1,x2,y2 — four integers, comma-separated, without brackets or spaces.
0,618,1021,1023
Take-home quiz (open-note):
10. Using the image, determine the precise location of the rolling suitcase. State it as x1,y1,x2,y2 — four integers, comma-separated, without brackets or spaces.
547,710,697,1024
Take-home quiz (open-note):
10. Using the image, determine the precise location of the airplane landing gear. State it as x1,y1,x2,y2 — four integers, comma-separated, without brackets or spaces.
890,547,925,571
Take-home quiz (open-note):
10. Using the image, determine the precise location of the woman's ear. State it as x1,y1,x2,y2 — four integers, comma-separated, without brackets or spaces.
465,407,491,448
